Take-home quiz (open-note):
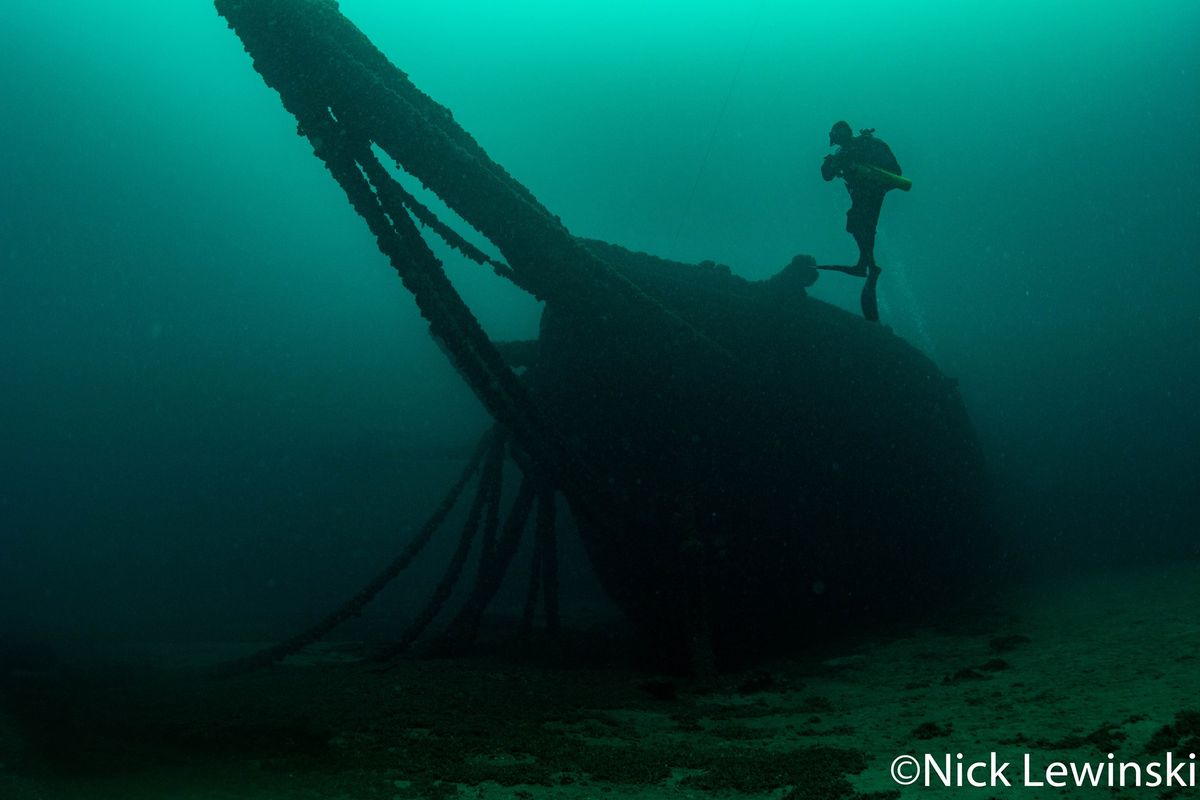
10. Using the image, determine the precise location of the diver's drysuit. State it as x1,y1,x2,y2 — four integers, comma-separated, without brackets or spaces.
822,128,903,321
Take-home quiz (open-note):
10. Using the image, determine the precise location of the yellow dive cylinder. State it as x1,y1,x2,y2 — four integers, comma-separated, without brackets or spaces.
850,163,913,192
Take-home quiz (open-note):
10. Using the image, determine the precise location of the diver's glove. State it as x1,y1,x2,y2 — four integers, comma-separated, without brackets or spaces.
821,154,841,181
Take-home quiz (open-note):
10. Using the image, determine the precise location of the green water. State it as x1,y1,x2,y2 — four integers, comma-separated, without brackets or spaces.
1,1,1198,796
0,0,1197,721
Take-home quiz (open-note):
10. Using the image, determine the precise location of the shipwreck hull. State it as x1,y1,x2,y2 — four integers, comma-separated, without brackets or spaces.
534,243,991,665
212,0,994,672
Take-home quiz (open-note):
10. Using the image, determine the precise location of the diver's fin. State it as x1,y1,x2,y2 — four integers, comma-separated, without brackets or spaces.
860,267,881,322
815,264,869,277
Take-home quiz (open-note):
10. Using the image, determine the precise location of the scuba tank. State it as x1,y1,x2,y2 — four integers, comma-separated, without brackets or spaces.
849,162,912,192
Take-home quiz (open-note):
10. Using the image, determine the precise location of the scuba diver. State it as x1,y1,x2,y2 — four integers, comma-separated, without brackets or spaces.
820,121,909,322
